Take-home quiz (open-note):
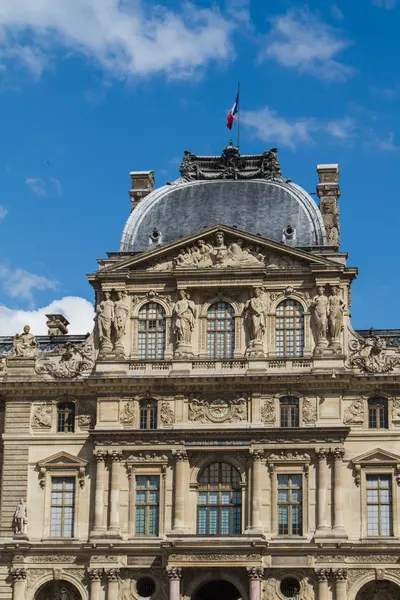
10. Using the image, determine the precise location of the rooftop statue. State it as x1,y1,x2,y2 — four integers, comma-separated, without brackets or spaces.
12,325,39,357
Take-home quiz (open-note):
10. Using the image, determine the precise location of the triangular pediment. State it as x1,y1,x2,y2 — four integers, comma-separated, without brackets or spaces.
37,451,88,469
102,224,342,274
352,448,400,466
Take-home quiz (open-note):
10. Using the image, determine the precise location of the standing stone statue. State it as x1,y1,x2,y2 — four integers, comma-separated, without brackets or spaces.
311,286,329,351
13,499,27,535
113,290,130,355
243,288,267,355
173,291,197,356
328,286,346,348
96,291,115,354
12,325,38,357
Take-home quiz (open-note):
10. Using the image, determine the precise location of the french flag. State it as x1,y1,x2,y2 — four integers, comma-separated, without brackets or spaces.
227,91,239,130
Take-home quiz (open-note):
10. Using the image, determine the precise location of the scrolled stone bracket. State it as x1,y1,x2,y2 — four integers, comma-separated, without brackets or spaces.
315,569,330,582
104,568,120,581
10,568,27,581
166,567,182,581
88,568,103,581
332,569,348,581
173,450,188,462
246,567,264,581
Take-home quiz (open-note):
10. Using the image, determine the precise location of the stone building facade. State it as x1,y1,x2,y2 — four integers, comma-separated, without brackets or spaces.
0,144,399,600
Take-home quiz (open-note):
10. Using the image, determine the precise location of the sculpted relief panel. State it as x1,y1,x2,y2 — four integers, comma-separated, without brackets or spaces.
188,394,247,423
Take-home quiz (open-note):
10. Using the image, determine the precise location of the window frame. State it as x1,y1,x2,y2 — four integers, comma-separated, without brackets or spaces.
206,302,235,360
50,476,76,538
366,473,393,537
139,399,158,430
126,459,167,538
57,401,76,433
358,466,399,539
134,474,160,537
138,302,167,360
277,473,303,536
197,462,242,536
275,299,305,358
280,397,300,428
368,397,389,430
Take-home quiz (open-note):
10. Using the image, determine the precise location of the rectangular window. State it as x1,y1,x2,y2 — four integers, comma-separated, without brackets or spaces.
50,477,75,537
280,398,299,428
368,401,388,429
367,474,392,536
135,475,160,536
277,474,302,536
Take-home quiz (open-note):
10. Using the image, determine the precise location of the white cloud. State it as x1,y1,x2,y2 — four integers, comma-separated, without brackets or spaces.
0,205,7,221
330,4,344,21
262,8,354,81
368,132,398,152
0,296,95,335
241,106,355,150
0,0,236,79
26,177,46,196
0,265,58,307
372,0,397,8
50,177,62,197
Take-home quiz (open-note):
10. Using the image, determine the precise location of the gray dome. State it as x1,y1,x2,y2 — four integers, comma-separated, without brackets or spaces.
120,179,326,252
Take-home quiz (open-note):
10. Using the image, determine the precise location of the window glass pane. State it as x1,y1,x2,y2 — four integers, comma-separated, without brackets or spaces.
207,303,235,359
197,462,241,535
135,475,160,536
50,477,75,538
277,474,302,536
138,303,166,359
276,300,304,357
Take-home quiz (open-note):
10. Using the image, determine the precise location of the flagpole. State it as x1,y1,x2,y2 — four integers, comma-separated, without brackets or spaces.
237,81,241,153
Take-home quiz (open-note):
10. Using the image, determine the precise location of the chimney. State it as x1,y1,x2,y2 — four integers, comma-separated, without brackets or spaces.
46,314,70,336
316,164,340,249
129,171,155,212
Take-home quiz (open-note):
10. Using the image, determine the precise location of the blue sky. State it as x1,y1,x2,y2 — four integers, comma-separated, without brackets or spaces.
0,0,399,333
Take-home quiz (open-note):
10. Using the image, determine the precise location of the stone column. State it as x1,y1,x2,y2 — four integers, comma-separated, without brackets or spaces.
268,463,277,535
332,569,347,600
105,569,120,600
172,450,188,533
250,450,264,533
92,450,107,535
247,567,264,600
11,569,26,600
108,451,122,536
167,567,182,600
332,448,347,538
316,449,330,536
316,569,329,600
88,568,102,600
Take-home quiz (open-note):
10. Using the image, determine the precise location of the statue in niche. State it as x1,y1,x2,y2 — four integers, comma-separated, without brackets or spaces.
114,290,130,353
96,291,114,353
311,286,329,349
172,290,197,346
12,325,38,357
243,288,267,354
13,499,27,535
328,286,346,347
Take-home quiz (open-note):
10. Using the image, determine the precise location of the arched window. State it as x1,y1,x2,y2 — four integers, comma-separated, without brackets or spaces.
57,402,75,433
138,302,166,360
207,302,235,359
197,462,241,535
280,397,300,428
368,397,388,429
140,399,158,430
276,299,304,357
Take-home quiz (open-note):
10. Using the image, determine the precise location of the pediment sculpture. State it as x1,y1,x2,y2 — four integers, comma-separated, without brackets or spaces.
35,334,96,378
349,335,400,373
148,231,304,272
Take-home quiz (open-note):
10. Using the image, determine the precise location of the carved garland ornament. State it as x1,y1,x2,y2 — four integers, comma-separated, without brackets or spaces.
261,398,276,423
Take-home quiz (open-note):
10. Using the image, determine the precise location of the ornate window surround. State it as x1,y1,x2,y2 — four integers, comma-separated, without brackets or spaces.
131,296,173,360
344,394,397,429
268,291,312,358
37,451,88,540
125,453,168,537
198,296,242,359
31,396,83,435
267,451,311,538
351,448,400,539
261,393,316,428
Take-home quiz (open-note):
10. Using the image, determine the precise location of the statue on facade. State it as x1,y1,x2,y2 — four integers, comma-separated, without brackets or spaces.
12,325,38,357
173,291,197,357
113,290,130,355
350,335,400,373
311,286,329,352
243,288,267,355
13,499,27,535
328,286,346,349
96,291,114,354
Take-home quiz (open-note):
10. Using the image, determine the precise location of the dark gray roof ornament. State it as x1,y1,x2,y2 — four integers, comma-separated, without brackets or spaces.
179,144,286,182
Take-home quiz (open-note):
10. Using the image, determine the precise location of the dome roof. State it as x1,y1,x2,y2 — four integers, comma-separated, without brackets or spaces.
120,147,327,252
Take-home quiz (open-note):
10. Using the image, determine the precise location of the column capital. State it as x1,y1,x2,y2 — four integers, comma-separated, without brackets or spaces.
173,450,188,462
109,451,123,462
332,447,345,460
317,448,330,461
332,569,347,581
246,567,264,581
251,449,265,461
10,568,26,581
166,567,182,581
315,569,330,582
104,568,120,581
88,568,103,581
94,449,107,461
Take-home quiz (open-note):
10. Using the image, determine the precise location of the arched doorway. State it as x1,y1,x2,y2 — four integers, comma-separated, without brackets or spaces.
194,580,242,600
356,580,400,600
35,580,82,600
